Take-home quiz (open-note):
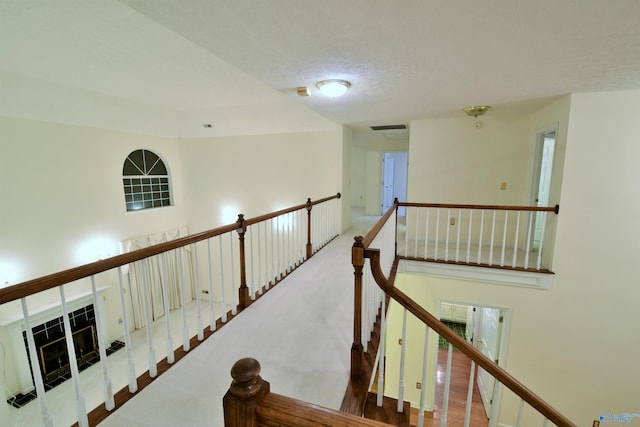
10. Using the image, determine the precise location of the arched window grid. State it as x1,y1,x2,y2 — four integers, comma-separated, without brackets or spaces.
123,149,172,212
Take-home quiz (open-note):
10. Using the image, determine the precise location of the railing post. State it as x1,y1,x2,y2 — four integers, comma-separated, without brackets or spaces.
223,358,270,427
306,198,313,259
351,236,365,381
236,214,249,309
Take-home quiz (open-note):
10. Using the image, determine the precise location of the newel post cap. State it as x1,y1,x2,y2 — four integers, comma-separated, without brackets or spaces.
230,358,264,398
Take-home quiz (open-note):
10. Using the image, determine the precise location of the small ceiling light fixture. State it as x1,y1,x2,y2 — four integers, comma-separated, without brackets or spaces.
316,79,351,97
463,105,491,117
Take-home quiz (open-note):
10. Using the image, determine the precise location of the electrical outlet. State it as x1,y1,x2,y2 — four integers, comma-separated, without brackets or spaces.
416,382,421,389
450,218,455,226
500,182,507,190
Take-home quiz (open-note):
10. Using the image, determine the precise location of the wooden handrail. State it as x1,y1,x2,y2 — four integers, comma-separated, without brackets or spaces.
400,201,560,214
0,193,341,305
362,200,398,248
224,358,392,427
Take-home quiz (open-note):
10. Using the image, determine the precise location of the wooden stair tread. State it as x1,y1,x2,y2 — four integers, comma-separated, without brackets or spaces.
363,392,410,427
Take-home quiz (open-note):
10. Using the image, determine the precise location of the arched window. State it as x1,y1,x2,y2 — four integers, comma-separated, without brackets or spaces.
122,149,172,211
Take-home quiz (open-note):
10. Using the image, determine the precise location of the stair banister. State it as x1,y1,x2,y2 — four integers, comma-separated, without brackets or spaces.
363,245,576,427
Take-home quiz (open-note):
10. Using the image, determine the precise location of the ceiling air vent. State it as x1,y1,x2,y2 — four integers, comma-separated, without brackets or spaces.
370,124,407,131
369,124,408,140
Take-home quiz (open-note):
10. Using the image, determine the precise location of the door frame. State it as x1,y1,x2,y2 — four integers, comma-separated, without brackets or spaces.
529,123,558,251
437,299,512,421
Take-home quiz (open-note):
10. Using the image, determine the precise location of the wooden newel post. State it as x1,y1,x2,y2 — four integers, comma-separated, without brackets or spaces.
223,358,270,427
351,236,365,381
306,198,313,259
236,214,249,309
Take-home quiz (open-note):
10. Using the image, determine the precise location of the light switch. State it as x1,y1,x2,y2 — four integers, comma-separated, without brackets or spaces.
500,182,507,190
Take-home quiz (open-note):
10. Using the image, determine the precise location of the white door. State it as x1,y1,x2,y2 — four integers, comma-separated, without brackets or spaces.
476,307,502,417
531,129,556,251
382,153,395,213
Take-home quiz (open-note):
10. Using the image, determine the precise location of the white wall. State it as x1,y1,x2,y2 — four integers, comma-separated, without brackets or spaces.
179,129,341,233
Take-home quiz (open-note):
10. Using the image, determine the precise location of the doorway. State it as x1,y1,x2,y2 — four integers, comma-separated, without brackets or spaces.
439,301,511,420
381,151,408,216
530,127,557,251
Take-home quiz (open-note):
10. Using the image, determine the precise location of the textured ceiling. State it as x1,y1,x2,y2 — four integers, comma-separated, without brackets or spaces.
1,0,640,138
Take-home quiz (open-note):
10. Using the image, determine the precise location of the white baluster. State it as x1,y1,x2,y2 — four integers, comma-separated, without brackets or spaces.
59,286,89,427
116,267,138,393
140,259,157,377
397,308,408,412
218,235,228,322
229,233,238,314
477,210,485,263
434,209,440,260
90,275,114,410
516,399,525,427
21,298,54,427
159,253,174,363
404,208,409,257
376,297,386,407
525,211,533,269
178,250,190,351
489,210,496,266
512,212,521,268
440,343,453,427
418,326,430,427
249,225,255,299
466,210,473,263
206,240,217,332
414,206,420,257
455,208,462,262
270,218,275,285
193,244,204,341
423,207,430,259
257,222,263,295
463,360,476,427
275,215,281,278
500,211,508,266
537,211,548,270
542,418,549,427
445,208,451,261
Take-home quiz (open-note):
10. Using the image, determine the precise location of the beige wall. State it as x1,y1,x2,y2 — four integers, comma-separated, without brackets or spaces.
179,129,341,233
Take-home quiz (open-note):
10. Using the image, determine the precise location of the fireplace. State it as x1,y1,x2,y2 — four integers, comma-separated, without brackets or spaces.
23,304,100,389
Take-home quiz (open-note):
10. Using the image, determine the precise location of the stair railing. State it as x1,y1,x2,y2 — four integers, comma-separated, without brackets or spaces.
0,193,340,427
349,200,576,427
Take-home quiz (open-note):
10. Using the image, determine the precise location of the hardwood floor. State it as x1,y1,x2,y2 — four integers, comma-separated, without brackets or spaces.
409,349,489,427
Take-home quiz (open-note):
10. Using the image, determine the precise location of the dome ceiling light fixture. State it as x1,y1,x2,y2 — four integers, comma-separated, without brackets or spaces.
316,79,351,97
463,105,491,117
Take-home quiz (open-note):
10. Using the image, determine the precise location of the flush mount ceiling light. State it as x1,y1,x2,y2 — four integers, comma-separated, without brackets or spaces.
463,105,491,117
316,79,351,97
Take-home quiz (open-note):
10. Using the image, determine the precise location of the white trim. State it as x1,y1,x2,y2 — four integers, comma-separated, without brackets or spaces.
399,260,552,289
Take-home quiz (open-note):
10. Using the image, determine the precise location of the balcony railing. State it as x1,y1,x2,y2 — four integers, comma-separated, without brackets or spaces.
0,193,341,427
399,202,560,272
